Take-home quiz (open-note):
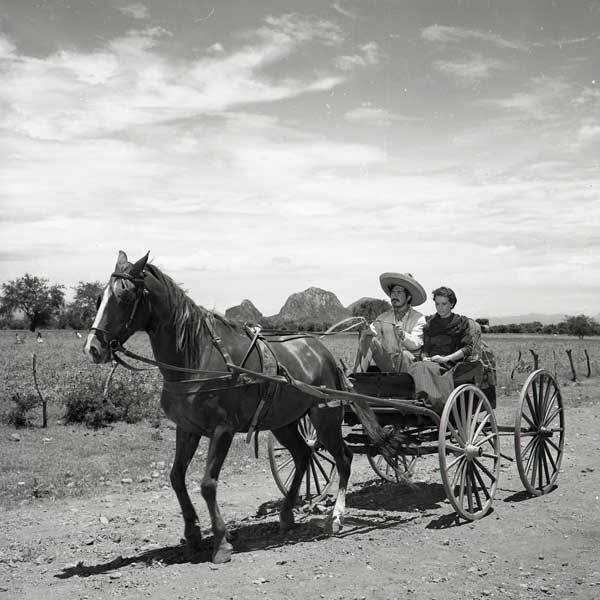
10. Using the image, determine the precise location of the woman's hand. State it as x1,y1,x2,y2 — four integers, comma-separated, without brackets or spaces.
430,355,449,364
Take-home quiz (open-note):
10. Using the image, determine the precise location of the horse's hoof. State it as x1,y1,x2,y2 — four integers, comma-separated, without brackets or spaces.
327,516,343,535
279,510,296,533
212,543,233,564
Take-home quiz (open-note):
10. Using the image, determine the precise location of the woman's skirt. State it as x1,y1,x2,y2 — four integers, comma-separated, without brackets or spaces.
409,361,454,413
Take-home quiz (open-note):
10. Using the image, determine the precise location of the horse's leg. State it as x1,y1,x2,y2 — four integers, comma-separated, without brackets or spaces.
170,427,203,549
271,422,311,532
310,405,353,534
201,424,235,564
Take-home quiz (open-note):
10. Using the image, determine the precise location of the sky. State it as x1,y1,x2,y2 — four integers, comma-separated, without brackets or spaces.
1,0,599,319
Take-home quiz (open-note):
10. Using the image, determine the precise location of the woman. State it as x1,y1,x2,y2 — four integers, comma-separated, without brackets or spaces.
409,286,473,413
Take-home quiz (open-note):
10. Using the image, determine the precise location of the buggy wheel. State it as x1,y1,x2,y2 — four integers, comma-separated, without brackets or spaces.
367,426,418,482
268,414,337,503
439,384,500,521
515,369,565,496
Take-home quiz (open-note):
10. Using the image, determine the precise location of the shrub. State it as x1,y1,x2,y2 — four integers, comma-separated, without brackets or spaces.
63,380,122,429
5,392,39,427
62,371,158,428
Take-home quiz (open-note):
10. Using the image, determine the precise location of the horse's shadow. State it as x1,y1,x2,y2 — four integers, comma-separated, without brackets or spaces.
56,480,448,580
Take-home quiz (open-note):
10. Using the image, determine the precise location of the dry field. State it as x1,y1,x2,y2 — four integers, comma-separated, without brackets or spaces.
1,329,600,599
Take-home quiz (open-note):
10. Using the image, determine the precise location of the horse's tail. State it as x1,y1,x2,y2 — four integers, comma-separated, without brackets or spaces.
336,369,415,483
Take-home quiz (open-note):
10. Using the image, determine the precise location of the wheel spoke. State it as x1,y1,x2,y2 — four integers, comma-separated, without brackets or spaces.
466,390,474,436
312,454,332,481
469,468,482,512
475,432,497,448
452,401,467,444
541,439,557,472
543,405,562,427
276,456,295,472
466,465,474,513
473,457,497,483
473,413,491,440
451,456,466,489
525,393,538,426
481,451,499,460
520,435,537,462
472,463,492,500
445,443,464,455
447,454,465,471
542,390,559,424
309,459,322,495
469,398,483,439
530,443,540,488
524,437,540,475
540,441,551,487
520,411,536,429
546,437,562,454
458,461,468,509
314,450,336,466
284,467,296,489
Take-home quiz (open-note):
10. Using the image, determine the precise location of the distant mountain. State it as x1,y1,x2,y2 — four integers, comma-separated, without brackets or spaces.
488,313,569,326
271,286,350,325
346,297,382,312
225,299,263,324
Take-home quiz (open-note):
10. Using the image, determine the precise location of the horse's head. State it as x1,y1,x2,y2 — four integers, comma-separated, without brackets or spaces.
84,250,150,364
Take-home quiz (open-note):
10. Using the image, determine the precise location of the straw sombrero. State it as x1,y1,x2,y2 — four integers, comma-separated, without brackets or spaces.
379,272,426,306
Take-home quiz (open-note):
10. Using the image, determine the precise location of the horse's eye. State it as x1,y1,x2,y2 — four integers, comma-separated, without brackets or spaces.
118,288,136,305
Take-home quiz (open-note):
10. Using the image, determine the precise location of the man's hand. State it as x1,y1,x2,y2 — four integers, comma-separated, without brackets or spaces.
393,324,405,341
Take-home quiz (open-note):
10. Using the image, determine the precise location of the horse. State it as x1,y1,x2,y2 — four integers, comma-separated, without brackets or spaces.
84,251,353,563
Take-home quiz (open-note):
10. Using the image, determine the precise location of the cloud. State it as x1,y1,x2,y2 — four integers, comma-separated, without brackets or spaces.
479,75,573,119
334,42,382,71
344,103,419,126
421,24,527,51
434,54,508,81
0,15,347,141
578,124,600,142
119,3,150,20
331,2,357,20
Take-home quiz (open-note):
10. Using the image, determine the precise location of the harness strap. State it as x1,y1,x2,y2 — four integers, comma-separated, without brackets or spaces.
203,316,235,369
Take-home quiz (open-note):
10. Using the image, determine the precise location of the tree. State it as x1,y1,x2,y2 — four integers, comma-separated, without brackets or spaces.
351,299,391,322
564,315,599,339
65,281,104,329
0,274,65,331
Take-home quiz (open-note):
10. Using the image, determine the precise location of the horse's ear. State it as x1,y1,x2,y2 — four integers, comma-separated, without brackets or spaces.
131,251,150,277
115,250,128,272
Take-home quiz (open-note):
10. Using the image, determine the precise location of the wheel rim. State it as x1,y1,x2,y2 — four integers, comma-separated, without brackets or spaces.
439,384,500,521
515,369,565,496
268,415,337,503
367,427,418,482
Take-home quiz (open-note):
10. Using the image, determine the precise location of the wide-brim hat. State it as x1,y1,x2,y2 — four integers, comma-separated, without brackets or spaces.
379,272,426,306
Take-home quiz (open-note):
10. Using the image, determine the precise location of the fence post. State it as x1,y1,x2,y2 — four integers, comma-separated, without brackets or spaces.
32,353,47,428
510,350,522,380
552,349,558,380
529,349,539,370
584,349,591,378
566,349,577,382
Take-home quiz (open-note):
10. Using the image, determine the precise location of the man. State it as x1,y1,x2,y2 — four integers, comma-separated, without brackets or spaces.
358,272,427,373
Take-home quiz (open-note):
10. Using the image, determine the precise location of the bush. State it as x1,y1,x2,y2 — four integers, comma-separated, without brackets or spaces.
5,392,39,427
62,371,158,428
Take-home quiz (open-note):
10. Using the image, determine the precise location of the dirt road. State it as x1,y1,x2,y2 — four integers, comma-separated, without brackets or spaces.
2,382,599,600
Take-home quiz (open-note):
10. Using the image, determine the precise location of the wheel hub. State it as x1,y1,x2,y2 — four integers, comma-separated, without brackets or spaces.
465,444,482,461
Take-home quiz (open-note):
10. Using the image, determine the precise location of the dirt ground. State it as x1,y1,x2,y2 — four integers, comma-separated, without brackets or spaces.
2,381,600,600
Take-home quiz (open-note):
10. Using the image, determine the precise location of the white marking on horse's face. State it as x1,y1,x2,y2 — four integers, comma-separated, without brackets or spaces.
84,285,113,361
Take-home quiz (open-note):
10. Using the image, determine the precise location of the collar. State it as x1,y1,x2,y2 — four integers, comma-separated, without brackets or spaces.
393,307,410,322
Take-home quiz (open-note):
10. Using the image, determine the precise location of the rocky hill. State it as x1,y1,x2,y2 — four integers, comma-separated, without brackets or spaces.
270,286,350,326
225,299,263,324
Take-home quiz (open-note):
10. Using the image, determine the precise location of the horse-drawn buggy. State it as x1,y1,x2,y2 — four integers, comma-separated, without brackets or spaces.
85,251,566,563
267,317,565,522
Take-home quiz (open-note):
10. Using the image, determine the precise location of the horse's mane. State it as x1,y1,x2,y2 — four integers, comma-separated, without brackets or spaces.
145,263,241,367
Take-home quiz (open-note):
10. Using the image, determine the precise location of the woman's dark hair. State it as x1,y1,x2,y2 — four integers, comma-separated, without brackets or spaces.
432,286,457,308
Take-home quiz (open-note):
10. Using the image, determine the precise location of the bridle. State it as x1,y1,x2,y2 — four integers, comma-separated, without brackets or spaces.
90,271,146,354
89,270,242,378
